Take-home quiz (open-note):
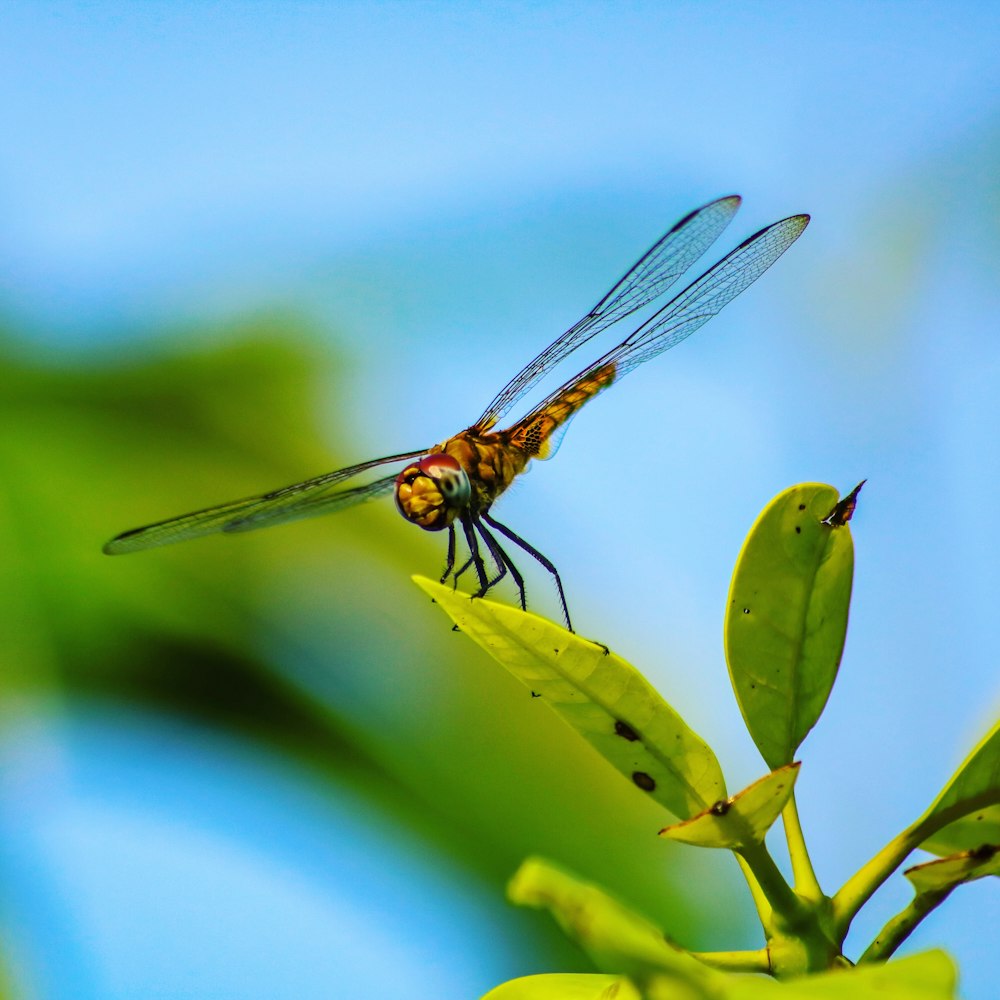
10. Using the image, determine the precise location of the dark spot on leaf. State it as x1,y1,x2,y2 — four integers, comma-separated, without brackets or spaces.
798,503,806,511
710,799,731,816
531,691,542,699
795,526,801,534
970,844,997,860
451,625,461,633
553,648,560,654
632,772,656,792
743,608,750,615
615,720,640,741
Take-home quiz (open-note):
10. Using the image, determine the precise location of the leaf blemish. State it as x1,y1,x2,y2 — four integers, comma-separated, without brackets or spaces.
798,503,806,511
632,771,656,792
710,799,731,816
615,720,640,741
795,526,801,534
743,608,750,614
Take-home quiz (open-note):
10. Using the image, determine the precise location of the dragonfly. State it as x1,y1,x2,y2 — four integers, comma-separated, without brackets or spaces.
104,196,809,632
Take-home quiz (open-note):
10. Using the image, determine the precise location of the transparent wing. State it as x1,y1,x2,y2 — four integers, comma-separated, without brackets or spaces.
103,449,427,554
518,213,810,431
226,471,400,532
472,194,742,432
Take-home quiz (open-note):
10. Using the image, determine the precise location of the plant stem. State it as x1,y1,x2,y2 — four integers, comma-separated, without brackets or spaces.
858,885,955,963
734,852,772,930
831,827,916,940
831,794,995,941
782,793,823,901
737,841,809,929
691,948,771,973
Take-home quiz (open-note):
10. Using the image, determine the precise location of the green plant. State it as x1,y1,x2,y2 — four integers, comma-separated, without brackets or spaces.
417,482,998,1000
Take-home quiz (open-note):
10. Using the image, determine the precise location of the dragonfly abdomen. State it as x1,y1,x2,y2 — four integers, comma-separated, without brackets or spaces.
505,361,617,459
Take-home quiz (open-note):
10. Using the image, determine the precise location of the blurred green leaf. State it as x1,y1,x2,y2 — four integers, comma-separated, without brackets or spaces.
416,577,726,820
784,949,956,999
675,948,957,1000
482,973,642,1000
660,764,799,850
508,857,722,991
2,321,354,689
724,484,856,769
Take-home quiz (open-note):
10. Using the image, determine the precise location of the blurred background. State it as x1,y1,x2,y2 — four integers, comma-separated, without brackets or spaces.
2,3,998,998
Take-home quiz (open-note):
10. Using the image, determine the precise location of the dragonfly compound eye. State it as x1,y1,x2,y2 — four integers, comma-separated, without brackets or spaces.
394,453,471,531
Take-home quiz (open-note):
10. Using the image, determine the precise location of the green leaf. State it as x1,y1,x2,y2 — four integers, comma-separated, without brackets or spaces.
415,578,726,819
696,948,957,1000
915,718,1000,846
507,857,722,990
905,844,1000,893
780,949,957,999
659,764,799,849
482,974,642,1000
724,483,857,769
921,803,1000,855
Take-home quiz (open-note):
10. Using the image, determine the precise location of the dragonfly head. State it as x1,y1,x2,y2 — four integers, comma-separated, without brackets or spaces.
394,453,471,531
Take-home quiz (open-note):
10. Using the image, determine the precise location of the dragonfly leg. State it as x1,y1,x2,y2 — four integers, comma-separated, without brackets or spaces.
440,523,457,584
458,511,490,595
481,512,573,632
475,517,525,609
452,552,475,587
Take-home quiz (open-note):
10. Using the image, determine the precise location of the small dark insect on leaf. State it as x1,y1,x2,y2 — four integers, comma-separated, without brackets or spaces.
823,480,866,527
710,799,731,816
452,624,461,632
531,691,542,699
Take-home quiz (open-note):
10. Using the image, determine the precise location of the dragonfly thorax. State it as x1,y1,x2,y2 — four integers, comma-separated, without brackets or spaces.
394,453,472,531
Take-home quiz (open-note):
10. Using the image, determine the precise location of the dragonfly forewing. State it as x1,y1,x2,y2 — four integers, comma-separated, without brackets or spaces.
473,194,741,432
226,472,401,532
511,213,810,436
103,449,428,554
